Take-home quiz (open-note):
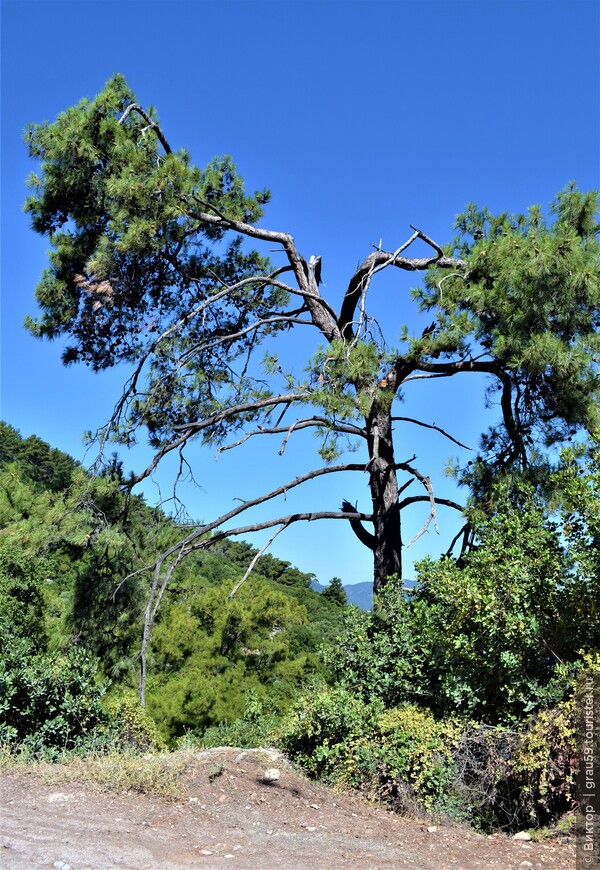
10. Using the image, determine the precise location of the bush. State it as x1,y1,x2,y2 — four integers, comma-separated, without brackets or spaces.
184,688,279,750
279,689,460,815
278,687,381,781
348,706,462,817
449,700,577,833
323,580,417,709
279,683,583,831
0,634,109,756
103,690,166,752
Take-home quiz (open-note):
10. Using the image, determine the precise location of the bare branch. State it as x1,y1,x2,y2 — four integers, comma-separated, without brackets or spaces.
436,271,466,301
121,502,374,597
341,499,376,550
128,461,374,580
92,271,299,464
398,494,464,513
396,461,439,546
138,545,185,705
228,522,290,599
413,359,526,464
183,197,342,342
391,416,473,450
127,392,311,487
445,521,472,559
172,392,309,435
402,372,458,382
186,509,374,553
339,232,465,339
217,416,366,457
178,314,313,366
408,224,445,258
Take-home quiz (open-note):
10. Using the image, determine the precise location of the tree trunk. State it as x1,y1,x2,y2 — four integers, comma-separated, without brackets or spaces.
366,404,402,594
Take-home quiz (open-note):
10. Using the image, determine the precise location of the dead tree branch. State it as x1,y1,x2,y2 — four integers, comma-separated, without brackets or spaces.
217,416,367,457
339,231,465,339
391,416,473,451
228,522,291,599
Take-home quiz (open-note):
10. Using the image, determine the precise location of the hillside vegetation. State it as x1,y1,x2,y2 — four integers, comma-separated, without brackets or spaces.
0,422,347,743
1,420,599,834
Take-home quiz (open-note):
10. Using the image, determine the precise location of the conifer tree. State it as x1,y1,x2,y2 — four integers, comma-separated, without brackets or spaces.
24,75,600,603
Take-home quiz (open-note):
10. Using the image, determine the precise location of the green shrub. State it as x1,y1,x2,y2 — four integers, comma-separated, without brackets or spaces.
323,578,417,709
0,634,109,756
279,690,460,815
278,683,583,831
348,706,462,816
278,686,381,781
103,690,166,752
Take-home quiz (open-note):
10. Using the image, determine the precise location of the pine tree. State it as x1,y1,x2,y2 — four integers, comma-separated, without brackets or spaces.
24,76,600,599
322,577,348,607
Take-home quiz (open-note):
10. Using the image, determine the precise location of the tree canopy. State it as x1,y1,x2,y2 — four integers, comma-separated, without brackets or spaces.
24,74,600,598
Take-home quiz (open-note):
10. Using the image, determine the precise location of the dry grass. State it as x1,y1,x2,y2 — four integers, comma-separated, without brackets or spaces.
0,746,196,801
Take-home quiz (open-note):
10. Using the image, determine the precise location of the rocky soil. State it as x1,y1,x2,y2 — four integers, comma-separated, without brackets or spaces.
0,748,575,869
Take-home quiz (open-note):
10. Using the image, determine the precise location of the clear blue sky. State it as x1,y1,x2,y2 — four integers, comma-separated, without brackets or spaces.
1,0,599,585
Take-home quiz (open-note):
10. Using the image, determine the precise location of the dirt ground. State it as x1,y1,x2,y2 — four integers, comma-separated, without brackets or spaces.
0,747,575,870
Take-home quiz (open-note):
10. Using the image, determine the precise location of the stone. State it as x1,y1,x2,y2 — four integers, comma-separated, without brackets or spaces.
262,768,280,783
511,831,532,841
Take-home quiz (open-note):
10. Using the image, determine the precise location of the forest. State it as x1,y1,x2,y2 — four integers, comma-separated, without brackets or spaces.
1,72,599,835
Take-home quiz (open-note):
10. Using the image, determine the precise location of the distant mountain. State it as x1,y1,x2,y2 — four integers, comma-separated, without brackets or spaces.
311,579,416,611
343,581,373,610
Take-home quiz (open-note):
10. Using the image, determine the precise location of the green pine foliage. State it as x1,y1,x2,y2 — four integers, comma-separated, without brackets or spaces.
22,75,285,454
419,186,599,489
0,545,47,645
0,422,77,492
321,577,348,606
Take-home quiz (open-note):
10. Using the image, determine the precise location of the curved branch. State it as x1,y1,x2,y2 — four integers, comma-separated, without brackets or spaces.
341,499,376,550
118,103,172,154
408,224,445,257
184,198,342,343
396,460,440,545
391,416,473,450
178,314,313,366
186,509,374,554
172,392,308,435
339,230,465,339
414,358,526,465
217,416,367,457
130,461,374,576
131,392,310,485
397,494,464,513
124,502,374,592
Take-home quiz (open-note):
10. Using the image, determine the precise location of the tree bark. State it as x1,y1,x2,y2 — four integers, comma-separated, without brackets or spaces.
366,402,402,593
